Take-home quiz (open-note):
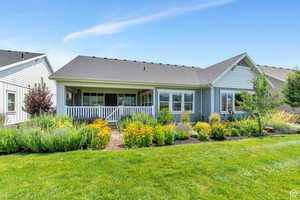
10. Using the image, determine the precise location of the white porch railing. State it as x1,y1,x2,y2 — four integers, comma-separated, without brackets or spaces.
65,106,154,122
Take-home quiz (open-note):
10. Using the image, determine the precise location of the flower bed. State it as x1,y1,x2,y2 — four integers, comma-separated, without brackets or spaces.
0,115,111,154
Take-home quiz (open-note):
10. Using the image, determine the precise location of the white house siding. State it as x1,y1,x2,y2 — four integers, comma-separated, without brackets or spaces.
0,57,56,125
0,82,29,124
0,57,56,104
214,65,255,89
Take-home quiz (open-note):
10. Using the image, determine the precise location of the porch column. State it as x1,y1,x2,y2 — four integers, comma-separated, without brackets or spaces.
152,88,156,117
56,83,66,115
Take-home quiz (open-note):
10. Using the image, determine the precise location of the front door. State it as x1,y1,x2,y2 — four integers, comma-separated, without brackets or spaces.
105,94,118,106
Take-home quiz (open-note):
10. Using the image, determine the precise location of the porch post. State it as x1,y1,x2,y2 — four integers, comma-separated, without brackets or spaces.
56,83,66,115
152,88,156,117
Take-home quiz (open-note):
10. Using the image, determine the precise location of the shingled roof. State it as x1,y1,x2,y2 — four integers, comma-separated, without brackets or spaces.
50,53,258,86
258,65,294,81
0,49,44,68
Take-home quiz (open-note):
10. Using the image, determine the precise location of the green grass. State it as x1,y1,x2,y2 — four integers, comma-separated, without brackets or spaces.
1,135,300,200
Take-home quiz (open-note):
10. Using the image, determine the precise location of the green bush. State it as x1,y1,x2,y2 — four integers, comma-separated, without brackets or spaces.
198,132,209,141
153,125,166,146
157,109,175,125
264,120,298,134
229,128,240,137
22,114,73,130
211,123,227,140
18,128,43,152
209,113,221,125
176,130,190,140
228,119,259,136
118,112,156,130
0,127,19,153
164,125,176,145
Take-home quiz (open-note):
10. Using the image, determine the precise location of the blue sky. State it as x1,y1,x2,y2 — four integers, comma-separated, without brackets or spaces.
0,0,299,71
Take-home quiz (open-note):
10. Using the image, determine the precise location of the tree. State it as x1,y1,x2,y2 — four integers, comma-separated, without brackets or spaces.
23,80,53,116
239,72,282,136
283,69,300,108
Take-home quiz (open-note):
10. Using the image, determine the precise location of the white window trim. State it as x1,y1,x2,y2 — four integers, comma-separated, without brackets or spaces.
158,89,195,114
220,90,254,114
6,90,16,113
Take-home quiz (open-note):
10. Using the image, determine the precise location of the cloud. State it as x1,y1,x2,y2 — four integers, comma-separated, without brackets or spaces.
64,0,234,41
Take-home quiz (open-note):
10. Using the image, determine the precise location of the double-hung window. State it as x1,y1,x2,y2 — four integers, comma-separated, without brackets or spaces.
158,90,194,113
83,93,104,106
7,91,16,112
221,90,246,113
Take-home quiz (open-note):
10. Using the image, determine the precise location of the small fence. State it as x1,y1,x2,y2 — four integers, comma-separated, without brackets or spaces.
65,106,154,122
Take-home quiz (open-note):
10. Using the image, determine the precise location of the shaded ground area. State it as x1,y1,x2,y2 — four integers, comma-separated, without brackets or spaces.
1,134,300,200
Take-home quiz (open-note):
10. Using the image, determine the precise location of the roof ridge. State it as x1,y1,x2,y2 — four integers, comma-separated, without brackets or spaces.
79,55,203,70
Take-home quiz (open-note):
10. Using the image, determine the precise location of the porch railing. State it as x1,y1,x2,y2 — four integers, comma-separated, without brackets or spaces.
65,106,154,122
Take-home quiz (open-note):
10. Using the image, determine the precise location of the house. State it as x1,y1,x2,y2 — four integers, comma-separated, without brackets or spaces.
50,52,275,123
0,50,56,125
259,65,299,114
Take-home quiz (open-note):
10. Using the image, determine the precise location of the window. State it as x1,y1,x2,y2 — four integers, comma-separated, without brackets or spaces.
7,92,16,112
118,94,136,106
184,93,193,112
234,93,242,111
140,92,152,106
83,93,104,106
159,92,169,110
221,93,227,112
220,91,246,112
158,90,194,113
172,93,182,112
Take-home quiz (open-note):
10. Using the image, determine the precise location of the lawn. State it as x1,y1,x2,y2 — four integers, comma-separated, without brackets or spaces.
0,135,300,200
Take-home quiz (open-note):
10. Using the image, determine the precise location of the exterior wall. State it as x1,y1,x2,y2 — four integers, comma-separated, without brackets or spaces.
0,57,56,124
213,87,253,119
214,65,255,89
0,57,56,106
154,88,202,123
0,82,29,124
201,88,211,121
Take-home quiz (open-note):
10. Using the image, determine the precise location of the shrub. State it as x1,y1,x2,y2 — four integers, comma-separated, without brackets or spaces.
118,113,156,130
198,132,209,141
122,122,143,147
209,113,221,125
193,122,211,141
136,125,154,147
176,130,190,140
164,125,176,145
86,118,111,149
264,110,299,124
229,128,240,137
0,127,19,153
228,118,259,136
22,114,73,130
264,120,298,134
153,125,166,146
0,113,6,125
122,122,154,148
181,112,190,124
157,109,175,125
23,81,53,115
211,123,227,140
18,128,43,152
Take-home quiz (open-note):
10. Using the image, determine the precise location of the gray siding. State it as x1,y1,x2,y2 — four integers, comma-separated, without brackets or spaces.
213,87,253,120
201,88,211,121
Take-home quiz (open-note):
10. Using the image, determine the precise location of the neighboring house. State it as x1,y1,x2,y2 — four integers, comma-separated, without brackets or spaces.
259,65,300,114
0,50,56,125
50,52,272,123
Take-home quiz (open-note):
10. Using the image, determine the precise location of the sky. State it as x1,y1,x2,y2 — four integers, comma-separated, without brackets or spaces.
0,0,299,71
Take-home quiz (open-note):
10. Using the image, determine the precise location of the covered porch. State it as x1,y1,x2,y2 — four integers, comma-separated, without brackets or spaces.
58,84,155,122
